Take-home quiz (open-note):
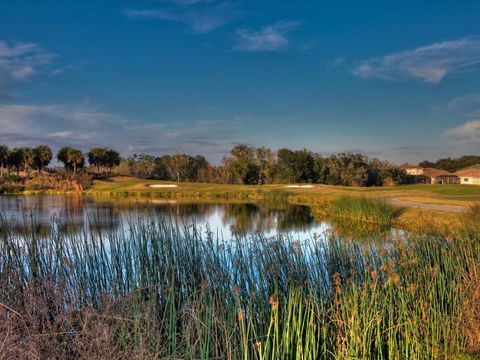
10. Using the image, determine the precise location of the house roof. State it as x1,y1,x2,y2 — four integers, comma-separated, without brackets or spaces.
398,163,423,169
456,168,480,178
454,164,480,177
421,168,456,178
457,163,480,172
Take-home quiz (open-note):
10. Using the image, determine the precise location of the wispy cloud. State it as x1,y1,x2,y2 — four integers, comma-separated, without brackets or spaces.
0,102,245,162
0,40,57,81
124,2,238,34
0,92,13,101
173,0,212,6
444,119,480,143
48,130,75,138
0,103,124,149
233,21,300,52
431,93,480,117
447,93,480,111
353,36,480,83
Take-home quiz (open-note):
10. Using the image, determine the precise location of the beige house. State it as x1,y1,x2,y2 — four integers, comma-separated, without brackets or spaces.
398,163,424,175
415,168,460,184
455,164,480,185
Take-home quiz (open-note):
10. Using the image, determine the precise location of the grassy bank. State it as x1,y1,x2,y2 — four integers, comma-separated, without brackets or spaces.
88,177,480,204
0,211,479,358
3,175,480,229
83,176,480,228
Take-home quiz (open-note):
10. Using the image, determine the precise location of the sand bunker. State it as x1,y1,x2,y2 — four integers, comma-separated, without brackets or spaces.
284,185,315,188
147,184,178,188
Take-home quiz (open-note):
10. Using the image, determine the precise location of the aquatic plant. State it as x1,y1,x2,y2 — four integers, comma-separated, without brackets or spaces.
329,195,404,226
0,209,478,359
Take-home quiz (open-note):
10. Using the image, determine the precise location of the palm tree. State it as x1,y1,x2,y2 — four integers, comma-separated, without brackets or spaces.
105,149,120,173
57,147,84,174
33,145,52,172
68,148,84,175
87,147,107,175
8,148,24,175
20,147,34,174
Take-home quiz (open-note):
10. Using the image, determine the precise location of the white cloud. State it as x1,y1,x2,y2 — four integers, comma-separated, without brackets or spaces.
444,120,480,142
49,131,75,138
0,103,123,149
233,21,300,52
0,102,245,162
353,36,480,83
0,40,56,81
124,3,237,34
447,93,480,109
432,93,480,117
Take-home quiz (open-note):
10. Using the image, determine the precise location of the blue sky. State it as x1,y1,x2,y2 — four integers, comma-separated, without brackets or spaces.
1,1,480,164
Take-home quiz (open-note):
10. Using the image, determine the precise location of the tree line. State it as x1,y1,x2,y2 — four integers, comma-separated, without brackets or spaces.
419,155,480,173
125,145,408,186
0,145,120,175
0,143,412,186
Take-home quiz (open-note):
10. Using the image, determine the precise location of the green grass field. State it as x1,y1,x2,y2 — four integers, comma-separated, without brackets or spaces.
83,176,480,230
88,176,480,203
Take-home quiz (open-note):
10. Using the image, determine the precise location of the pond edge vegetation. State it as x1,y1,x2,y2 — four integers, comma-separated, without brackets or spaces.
0,210,479,359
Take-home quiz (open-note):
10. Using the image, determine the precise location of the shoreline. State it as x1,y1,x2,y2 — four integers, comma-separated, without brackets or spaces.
1,178,470,231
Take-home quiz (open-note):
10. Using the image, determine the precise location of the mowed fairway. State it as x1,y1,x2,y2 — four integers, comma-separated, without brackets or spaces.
89,176,480,206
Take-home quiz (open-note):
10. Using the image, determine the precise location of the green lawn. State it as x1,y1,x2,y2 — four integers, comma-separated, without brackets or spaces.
83,176,480,233
89,176,480,203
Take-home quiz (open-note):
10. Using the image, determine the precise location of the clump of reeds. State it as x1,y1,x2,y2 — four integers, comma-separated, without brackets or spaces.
0,207,478,359
329,195,404,226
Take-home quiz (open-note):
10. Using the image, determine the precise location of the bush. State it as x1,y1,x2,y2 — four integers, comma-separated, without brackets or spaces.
0,184,25,194
2,173,22,183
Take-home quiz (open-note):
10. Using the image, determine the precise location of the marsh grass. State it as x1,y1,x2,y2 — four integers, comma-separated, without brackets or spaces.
0,208,478,359
329,195,404,226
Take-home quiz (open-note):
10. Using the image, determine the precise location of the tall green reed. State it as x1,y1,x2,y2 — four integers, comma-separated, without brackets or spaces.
329,195,404,226
0,208,477,359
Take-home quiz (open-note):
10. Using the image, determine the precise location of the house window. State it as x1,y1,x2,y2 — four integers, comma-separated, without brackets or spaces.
464,178,469,182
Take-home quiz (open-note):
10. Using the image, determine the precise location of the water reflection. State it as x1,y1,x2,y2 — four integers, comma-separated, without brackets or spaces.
0,196,322,240
0,195,395,242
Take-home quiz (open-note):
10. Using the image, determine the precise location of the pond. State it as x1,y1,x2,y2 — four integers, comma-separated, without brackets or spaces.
0,195,331,239
0,195,395,242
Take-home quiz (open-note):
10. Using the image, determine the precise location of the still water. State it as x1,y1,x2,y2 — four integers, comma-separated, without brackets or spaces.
0,195,334,241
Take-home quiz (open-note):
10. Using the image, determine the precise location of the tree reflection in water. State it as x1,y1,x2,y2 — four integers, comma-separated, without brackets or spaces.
0,196,319,239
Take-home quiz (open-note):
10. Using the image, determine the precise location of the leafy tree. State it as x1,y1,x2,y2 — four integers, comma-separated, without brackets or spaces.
313,155,327,183
154,155,172,180
228,145,259,184
87,147,108,174
277,148,314,183
369,158,407,186
0,144,8,176
277,149,296,183
322,152,371,186
255,147,277,184
418,160,434,168
171,154,194,182
58,147,84,174
194,155,209,183
127,154,156,178
419,155,480,172
33,145,52,171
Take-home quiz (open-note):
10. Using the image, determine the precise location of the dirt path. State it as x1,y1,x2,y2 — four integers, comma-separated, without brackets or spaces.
387,198,467,213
